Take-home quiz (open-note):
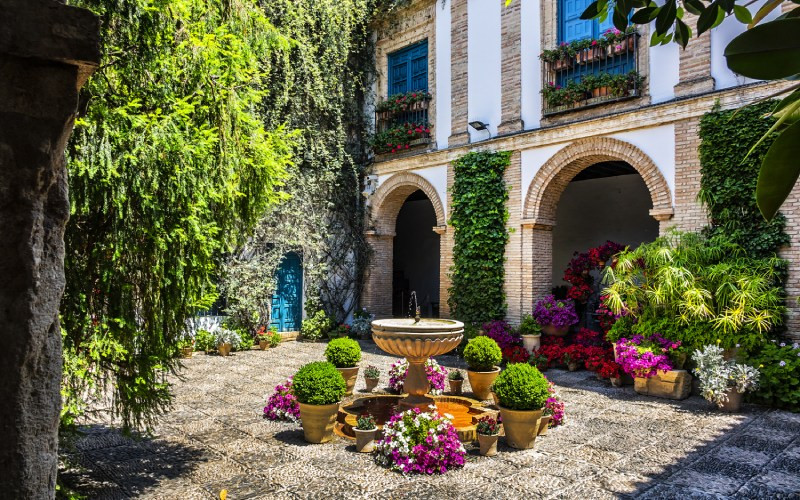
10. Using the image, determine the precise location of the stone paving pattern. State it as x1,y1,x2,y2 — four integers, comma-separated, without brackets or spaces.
60,340,800,499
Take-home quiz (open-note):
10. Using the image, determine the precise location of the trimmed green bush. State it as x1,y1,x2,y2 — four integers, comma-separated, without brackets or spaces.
493,363,550,411
463,336,502,372
292,362,346,405
324,338,361,368
194,330,216,352
301,310,335,341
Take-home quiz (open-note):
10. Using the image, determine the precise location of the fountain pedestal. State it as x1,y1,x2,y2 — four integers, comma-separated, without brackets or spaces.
371,318,464,412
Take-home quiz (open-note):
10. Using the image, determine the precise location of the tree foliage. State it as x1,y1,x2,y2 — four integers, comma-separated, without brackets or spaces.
699,101,789,256
62,0,294,431
448,151,511,325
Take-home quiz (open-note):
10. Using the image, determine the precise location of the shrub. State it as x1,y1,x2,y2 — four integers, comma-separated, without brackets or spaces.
195,329,216,352
301,310,335,341
745,341,800,411
351,308,374,339
463,336,502,372
493,363,550,411
292,362,346,405
693,345,761,407
324,338,361,368
269,332,281,348
233,330,253,352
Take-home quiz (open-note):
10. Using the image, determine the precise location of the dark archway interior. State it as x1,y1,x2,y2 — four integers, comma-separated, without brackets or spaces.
552,161,659,287
392,189,440,318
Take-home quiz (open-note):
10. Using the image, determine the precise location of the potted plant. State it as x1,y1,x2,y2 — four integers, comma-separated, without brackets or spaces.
293,361,346,443
215,328,241,357
540,384,565,435
518,314,542,355
617,334,691,400
353,413,378,453
364,365,380,392
562,344,586,371
256,326,272,350
269,331,281,348
493,363,550,449
475,415,500,457
533,295,579,336
324,337,361,396
540,46,573,71
448,369,464,395
529,351,549,372
693,345,760,412
177,336,194,358
194,329,215,354
463,336,503,401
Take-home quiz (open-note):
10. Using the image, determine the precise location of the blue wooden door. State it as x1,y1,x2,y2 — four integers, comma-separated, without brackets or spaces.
270,253,302,332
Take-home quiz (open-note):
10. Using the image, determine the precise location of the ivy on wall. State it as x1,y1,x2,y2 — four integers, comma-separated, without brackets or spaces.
448,151,512,325
699,102,789,257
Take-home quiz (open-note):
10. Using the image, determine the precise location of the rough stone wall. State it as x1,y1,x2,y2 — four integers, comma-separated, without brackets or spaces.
0,0,98,497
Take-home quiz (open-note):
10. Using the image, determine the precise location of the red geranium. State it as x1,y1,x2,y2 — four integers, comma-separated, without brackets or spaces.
503,345,530,364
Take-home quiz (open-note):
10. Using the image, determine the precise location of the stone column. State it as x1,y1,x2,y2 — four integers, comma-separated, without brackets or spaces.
0,1,99,497
362,232,394,318
673,15,715,97
521,220,555,316
498,0,524,135
449,0,470,146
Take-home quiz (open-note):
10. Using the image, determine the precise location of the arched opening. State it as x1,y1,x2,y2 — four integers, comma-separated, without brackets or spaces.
392,190,440,317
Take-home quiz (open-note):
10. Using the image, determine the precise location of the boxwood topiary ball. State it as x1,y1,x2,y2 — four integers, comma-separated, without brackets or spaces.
324,337,361,368
493,363,550,411
463,336,502,372
292,361,346,405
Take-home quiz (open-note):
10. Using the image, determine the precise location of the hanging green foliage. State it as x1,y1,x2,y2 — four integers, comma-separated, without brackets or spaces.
62,0,295,431
698,101,789,257
448,151,512,325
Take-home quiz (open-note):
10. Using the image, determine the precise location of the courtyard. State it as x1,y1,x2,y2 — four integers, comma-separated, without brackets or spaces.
61,341,800,499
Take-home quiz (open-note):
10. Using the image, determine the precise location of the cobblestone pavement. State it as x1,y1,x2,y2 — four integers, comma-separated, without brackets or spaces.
61,340,800,499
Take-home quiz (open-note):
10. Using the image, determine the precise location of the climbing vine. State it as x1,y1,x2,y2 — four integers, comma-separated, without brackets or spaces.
699,102,789,257
448,151,512,325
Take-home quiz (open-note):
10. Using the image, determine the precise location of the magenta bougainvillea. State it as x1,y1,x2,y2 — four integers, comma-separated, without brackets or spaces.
615,334,679,378
263,378,300,422
375,408,466,475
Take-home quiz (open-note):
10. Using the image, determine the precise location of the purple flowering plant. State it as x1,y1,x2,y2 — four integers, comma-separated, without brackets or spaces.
388,358,447,395
615,333,678,378
375,407,466,475
533,295,579,329
482,320,520,350
263,378,300,422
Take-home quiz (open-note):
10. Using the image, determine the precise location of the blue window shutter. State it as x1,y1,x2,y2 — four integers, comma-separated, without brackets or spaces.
561,0,594,42
388,40,428,96
598,1,615,34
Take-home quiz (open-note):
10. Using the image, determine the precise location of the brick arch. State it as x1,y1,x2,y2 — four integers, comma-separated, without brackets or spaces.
523,137,674,225
371,172,446,234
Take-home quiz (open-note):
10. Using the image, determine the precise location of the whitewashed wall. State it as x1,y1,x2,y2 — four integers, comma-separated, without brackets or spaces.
467,0,502,141
521,0,542,129
435,0,452,148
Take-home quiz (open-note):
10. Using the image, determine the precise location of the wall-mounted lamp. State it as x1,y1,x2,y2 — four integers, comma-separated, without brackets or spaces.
362,174,379,197
469,120,489,131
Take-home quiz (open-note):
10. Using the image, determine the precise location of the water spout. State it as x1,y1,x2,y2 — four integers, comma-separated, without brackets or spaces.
409,291,421,323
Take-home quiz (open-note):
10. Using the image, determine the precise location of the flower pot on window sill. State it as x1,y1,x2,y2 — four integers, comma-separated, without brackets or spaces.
610,37,635,56
591,86,610,98
552,58,572,71
577,46,606,64
409,99,430,111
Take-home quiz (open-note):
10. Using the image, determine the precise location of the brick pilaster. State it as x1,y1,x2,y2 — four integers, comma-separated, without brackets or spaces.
362,232,394,318
498,0,523,135
504,152,523,322
673,15,715,97
779,182,800,341
449,0,470,146
671,118,709,231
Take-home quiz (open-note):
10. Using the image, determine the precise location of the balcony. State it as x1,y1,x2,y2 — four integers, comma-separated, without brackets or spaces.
372,91,432,159
541,30,642,116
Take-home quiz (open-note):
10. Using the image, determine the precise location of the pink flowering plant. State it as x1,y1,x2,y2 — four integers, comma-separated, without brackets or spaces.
375,407,466,475
388,358,447,395
543,378,565,427
533,295,579,329
615,333,678,378
263,378,300,422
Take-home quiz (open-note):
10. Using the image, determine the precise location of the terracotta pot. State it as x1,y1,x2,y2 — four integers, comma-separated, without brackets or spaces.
521,334,541,355
364,377,379,392
719,388,743,412
567,361,580,372
337,366,360,396
477,433,499,456
467,366,501,401
552,58,572,71
538,415,552,435
499,406,543,450
491,392,500,405
542,324,569,337
610,376,623,387
597,260,606,268
180,346,193,358
258,340,269,350
354,427,378,452
449,379,464,396
298,402,340,443
217,343,232,356
591,86,610,98
611,36,635,55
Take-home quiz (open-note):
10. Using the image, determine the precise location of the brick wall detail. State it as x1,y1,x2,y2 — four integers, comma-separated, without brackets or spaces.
449,0,469,146
670,117,709,232
498,0,523,135
674,14,715,97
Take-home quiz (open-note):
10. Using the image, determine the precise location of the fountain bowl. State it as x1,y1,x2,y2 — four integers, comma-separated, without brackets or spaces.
371,318,464,361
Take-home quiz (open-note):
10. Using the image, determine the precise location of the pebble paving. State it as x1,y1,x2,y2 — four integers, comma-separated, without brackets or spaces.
60,340,800,499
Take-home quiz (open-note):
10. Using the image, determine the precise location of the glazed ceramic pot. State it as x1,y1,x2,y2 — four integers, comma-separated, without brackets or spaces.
336,366,360,396
498,406,543,450
537,415,552,436
542,325,569,337
449,379,464,396
354,427,378,453
477,433,499,457
364,377,379,392
467,366,501,401
719,388,743,413
521,334,541,355
258,340,269,350
298,402,340,443
217,343,232,356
